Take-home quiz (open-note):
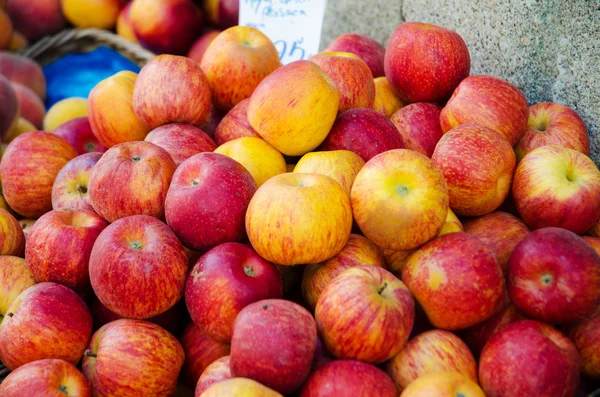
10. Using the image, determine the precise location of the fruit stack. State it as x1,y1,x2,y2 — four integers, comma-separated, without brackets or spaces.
1,9,600,397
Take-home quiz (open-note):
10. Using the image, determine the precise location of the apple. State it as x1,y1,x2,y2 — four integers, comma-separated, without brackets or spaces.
18,218,35,241
310,52,375,112
116,1,137,43
372,77,404,117
88,141,176,222
565,309,600,380
402,232,505,330
25,209,107,292
82,319,185,396
188,29,221,64
386,329,477,391
214,137,287,187
3,116,36,143
61,0,121,29
0,359,90,397
0,208,24,256
351,149,448,251
512,145,600,234
165,152,257,251
401,372,485,397
0,282,92,370
515,102,589,161
325,33,386,78
200,378,283,397
0,52,46,100
0,256,35,324
0,74,19,138
214,98,260,145
200,105,224,139
129,0,204,55
0,8,12,50
508,227,600,324
583,236,600,255
230,299,316,394
51,152,102,212
11,82,44,129
6,0,65,41
385,22,470,103
247,60,340,156
301,234,385,309
133,55,212,130
43,97,89,132
89,215,188,319
463,211,529,275
588,217,600,237
201,26,281,112
479,320,580,397
440,75,529,146
202,0,238,28
0,131,78,218
390,103,443,158
311,336,333,370
246,172,352,265
180,322,231,387
300,360,397,397
53,117,107,154
316,266,415,363
145,123,217,166
195,356,232,397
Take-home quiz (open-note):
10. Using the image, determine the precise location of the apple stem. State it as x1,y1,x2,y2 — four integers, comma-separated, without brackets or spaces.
6,312,13,317
377,282,388,295
84,350,97,358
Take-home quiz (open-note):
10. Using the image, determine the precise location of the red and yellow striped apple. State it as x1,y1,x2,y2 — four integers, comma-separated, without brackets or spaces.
325,33,386,78
180,322,231,387
11,82,44,129
53,117,107,154
390,103,443,158
372,76,404,117
188,29,221,63
214,98,260,145
201,378,282,397
401,372,485,397
145,123,216,166
51,152,102,212
195,356,232,396
0,208,24,256
293,150,365,196
565,308,600,380
0,256,35,323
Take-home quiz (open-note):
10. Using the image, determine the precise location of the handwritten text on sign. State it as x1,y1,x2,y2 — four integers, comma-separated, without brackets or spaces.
239,0,327,64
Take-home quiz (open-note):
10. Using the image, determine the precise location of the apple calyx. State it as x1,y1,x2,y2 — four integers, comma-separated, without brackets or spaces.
76,184,87,195
6,312,13,317
540,274,553,286
191,179,200,186
377,282,388,295
244,266,255,276
396,185,409,196
84,350,97,358
132,156,142,162
84,142,96,152
130,241,143,250
59,385,69,395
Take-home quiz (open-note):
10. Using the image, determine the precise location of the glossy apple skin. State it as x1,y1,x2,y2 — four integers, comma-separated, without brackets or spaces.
400,372,485,397
390,103,443,158
165,152,257,251
351,149,448,251
293,150,365,196
145,123,216,166
565,309,600,380
52,152,102,212
300,359,397,397
201,378,283,397
82,319,185,397
515,102,589,161
180,322,231,387
89,215,188,319
53,117,107,154
0,282,92,370
386,330,477,391
133,55,212,130
508,227,600,324
0,52,46,100
185,242,282,342
11,82,44,129
0,256,35,321
432,124,516,217
325,33,386,78
440,75,529,146
402,232,505,330
0,358,91,397
188,29,221,63
479,320,580,397
88,141,176,222
310,52,375,112
0,131,77,218
0,208,24,256
130,0,204,55
246,173,352,265
0,74,18,140
230,299,317,394
316,266,415,363
318,107,404,162
6,0,65,41
195,356,232,396
512,145,600,234
385,22,470,103
302,234,385,309
214,98,260,145
202,0,238,28
25,209,108,292
247,60,340,156
201,26,281,112
372,77,404,117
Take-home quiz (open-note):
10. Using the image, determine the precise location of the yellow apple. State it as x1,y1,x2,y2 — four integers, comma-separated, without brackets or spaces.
373,76,403,118
293,150,365,196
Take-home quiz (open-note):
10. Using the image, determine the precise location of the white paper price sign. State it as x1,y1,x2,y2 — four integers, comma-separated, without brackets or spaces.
239,0,328,64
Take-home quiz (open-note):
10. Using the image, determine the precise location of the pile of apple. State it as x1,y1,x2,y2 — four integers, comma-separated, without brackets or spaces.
1,16,600,397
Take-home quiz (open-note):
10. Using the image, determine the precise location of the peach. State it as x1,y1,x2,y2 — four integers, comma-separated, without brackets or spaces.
372,76,403,118
61,0,121,29
145,123,217,166
6,0,65,41
0,208,24,256
214,98,260,145
294,150,365,196
116,1,138,43
10,82,45,129
43,97,88,131
0,52,46,100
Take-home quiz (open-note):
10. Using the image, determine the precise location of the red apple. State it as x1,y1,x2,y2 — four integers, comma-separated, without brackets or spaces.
317,108,404,162
0,74,18,140
214,98,260,145
325,33,386,78
6,0,66,41
583,236,600,256
0,52,47,100
311,336,333,370
385,22,470,103
515,102,589,162
479,320,580,397
88,141,176,222
440,75,529,146
316,266,415,363
390,103,443,158
230,299,317,394
0,208,24,256
202,0,239,29
89,215,188,319
0,256,35,324
0,282,92,370
0,359,90,397
401,232,505,330
144,123,216,166
195,356,232,397
185,242,282,342
508,227,600,324
82,319,185,396
165,152,257,251
512,145,600,234
53,116,107,155
25,209,108,292
565,309,600,380
188,29,221,64
51,152,102,212
11,82,45,129
180,322,231,387
200,104,223,139
300,359,397,397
